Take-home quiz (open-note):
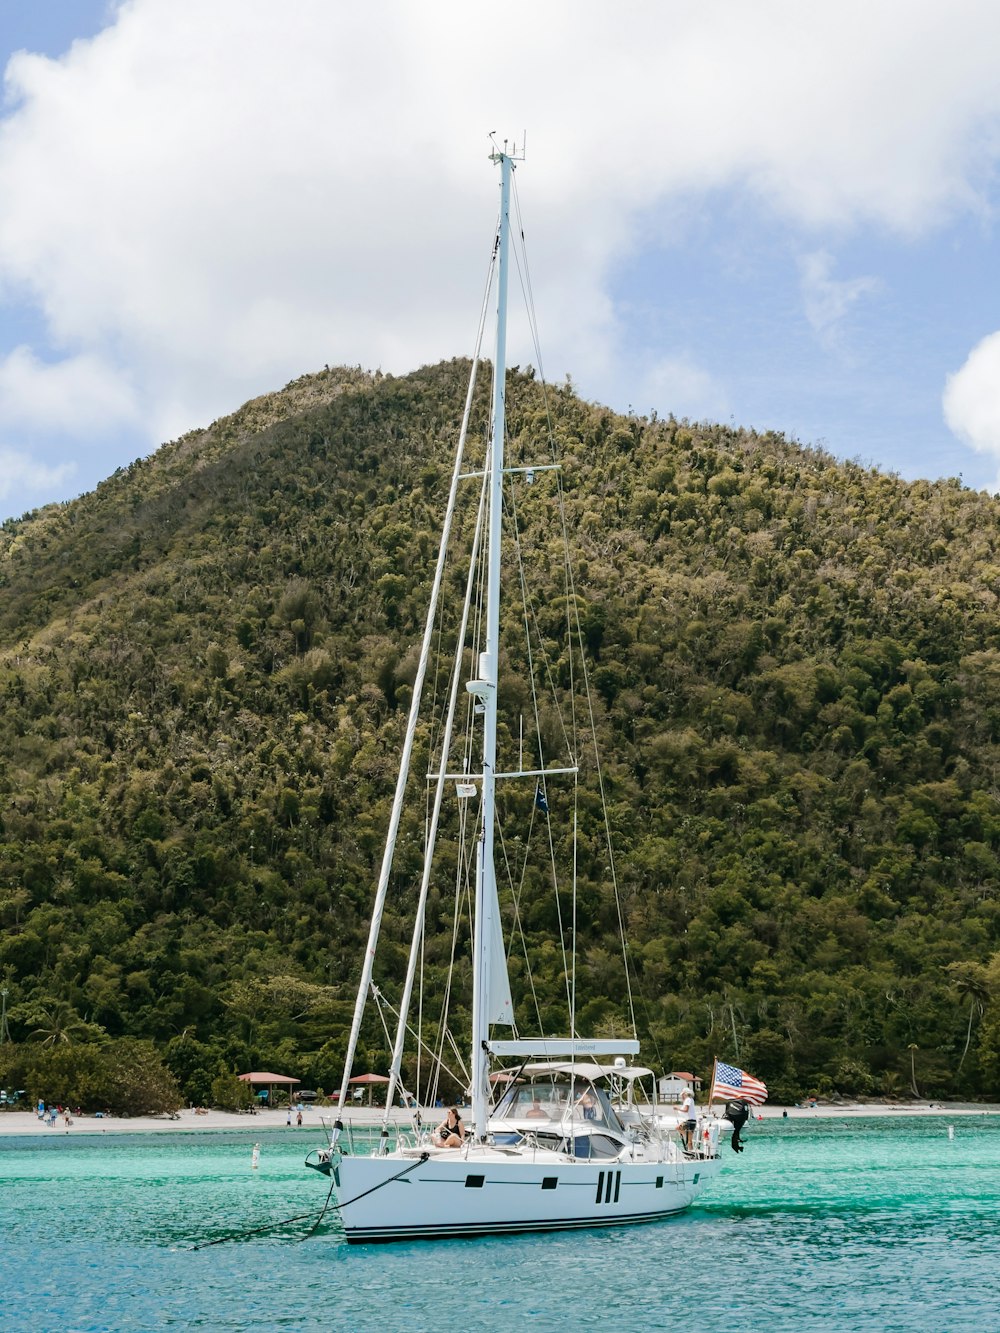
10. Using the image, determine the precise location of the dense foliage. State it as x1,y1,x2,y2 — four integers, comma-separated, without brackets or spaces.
0,1037,181,1116
1,360,999,1105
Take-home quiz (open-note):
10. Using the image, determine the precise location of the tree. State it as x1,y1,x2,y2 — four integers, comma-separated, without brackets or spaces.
945,962,991,1077
8,1038,180,1114
907,1044,920,1098
210,1070,253,1112
91,1039,182,1115
2,360,1000,1103
28,1001,102,1048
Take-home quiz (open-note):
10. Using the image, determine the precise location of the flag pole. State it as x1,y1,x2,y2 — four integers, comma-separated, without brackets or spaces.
708,1057,717,1112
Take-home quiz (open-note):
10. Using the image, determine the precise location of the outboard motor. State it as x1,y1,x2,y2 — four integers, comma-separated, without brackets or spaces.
722,1099,750,1153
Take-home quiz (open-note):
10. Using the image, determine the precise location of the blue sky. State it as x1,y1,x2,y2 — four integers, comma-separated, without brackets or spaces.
615,198,998,480
0,0,109,62
1,1,1000,523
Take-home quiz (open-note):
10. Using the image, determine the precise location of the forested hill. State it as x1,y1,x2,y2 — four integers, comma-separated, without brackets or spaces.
2,359,999,1108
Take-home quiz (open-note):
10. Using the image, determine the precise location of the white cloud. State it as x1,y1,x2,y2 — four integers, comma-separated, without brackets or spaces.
640,355,728,423
0,345,137,433
799,251,880,346
0,445,75,502
943,331,1000,487
0,0,999,478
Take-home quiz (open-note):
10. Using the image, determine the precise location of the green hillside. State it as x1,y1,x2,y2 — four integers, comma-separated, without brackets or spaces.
1,359,999,1108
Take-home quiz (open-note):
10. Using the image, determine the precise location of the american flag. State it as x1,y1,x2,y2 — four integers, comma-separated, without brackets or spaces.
711,1061,768,1105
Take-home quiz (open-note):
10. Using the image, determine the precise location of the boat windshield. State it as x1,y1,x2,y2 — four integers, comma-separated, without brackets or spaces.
494,1081,623,1132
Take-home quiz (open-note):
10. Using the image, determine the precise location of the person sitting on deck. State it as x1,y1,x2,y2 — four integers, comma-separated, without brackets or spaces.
432,1106,466,1147
525,1098,548,1119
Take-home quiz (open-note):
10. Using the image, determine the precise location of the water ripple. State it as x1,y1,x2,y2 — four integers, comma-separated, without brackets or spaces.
2,1118,999,1331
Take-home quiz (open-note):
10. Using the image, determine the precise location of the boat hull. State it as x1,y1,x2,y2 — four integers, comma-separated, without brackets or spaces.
332,1147,722,1243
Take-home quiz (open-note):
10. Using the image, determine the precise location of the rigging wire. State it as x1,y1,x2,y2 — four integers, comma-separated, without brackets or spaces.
427,465,490,1100
430,807,468,1102
560,502,638,1039
372,162,645,1114
406,474,488,1109
506,480,575,1020
334,222,502,1123
380,242,496,1121
510,174,548,389
507,480,579,761
509,171,639,1040
494,817,545,1033
371,987,469,1097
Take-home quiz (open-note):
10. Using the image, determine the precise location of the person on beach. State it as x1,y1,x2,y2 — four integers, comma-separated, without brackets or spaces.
432,1106,465,1147
296,1109,303,1126
678,1087,696,1152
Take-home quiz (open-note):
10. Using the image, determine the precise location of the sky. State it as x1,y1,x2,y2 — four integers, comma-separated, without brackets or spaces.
1,0,1000,523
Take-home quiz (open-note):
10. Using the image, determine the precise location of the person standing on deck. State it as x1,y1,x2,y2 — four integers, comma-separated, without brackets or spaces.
678,1087,697,1153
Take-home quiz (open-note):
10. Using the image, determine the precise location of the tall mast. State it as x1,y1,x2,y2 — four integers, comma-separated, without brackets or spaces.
469,146,515,1139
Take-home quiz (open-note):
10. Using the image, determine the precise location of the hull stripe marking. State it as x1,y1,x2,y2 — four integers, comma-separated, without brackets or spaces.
344,1204,695,1244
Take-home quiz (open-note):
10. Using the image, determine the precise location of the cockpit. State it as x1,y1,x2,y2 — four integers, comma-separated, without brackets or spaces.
491,1070,625,1136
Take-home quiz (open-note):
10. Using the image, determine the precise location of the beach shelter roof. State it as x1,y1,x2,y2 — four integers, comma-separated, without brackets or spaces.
347,1072,390,1105
238,1072,301,1085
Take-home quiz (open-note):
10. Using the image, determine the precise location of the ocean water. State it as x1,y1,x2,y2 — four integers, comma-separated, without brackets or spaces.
2,1116,998,1331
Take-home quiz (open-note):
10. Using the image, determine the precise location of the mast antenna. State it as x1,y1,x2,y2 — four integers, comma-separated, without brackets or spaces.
488,131,526,163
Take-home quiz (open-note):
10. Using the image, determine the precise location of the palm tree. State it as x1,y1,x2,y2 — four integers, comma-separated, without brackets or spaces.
944,962,991,1077
879,1069,903,1100
30,1001,90,1047
907,1044,920,1098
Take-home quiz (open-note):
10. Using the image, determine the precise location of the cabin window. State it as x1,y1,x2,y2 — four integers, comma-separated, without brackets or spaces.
572,1134,622,1160
465,1174,485,1188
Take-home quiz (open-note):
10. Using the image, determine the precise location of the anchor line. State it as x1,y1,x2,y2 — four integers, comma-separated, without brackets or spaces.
190,1178,337,1251
190,1152,429,1249
337,1152,430,1209
297,1176,338,1242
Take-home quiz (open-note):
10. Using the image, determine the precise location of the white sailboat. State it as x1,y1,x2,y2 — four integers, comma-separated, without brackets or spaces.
305,143,744,1243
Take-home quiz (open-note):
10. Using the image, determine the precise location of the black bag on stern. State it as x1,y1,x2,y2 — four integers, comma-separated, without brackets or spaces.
723,1098,750,1153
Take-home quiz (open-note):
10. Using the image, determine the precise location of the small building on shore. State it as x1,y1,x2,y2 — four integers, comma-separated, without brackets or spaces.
658,1072,700,1103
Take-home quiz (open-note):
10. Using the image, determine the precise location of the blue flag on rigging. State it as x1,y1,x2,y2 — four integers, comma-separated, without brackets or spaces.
710,1061,768,1105
534,786,548,813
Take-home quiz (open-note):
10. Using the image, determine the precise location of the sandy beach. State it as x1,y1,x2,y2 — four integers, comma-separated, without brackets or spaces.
0,1105,350,1137
2,1099,997,1137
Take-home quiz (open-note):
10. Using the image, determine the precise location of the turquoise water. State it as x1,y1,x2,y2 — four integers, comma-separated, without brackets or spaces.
2,1117,999,1331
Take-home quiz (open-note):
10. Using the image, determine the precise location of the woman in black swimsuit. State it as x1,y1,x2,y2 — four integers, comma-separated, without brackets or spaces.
433,1106,465,1147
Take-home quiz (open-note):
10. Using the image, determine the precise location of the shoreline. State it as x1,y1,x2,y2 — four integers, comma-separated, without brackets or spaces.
2,1100,998,1138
